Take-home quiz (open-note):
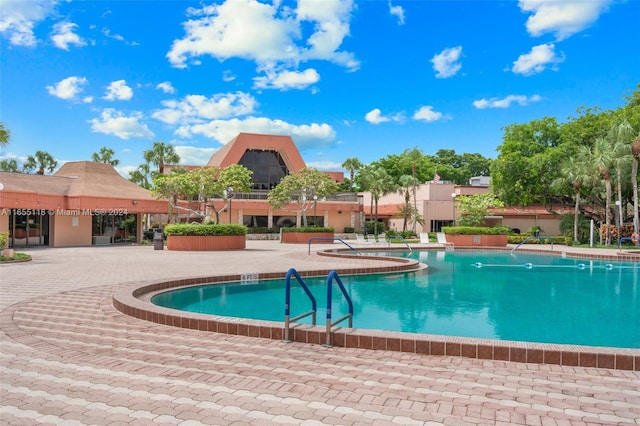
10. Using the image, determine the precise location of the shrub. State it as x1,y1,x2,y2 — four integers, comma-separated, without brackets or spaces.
281,227,334,233
0,231,8,249
344,227,355,233
442,226,510,235
365,221,385,234
164,223,247,236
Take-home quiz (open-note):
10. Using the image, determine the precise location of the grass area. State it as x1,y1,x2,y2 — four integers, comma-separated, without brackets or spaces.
0,252,32,262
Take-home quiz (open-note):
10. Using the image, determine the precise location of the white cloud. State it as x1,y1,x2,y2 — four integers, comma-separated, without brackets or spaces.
156,81,176,94
103,80,133,101
222,70,236,82
177,116,335,149
473,94,542,109
431,46,462,79
365,109,390,124
173,145,218,165
152,92,258,125
0,0,55,46
101,27,138,46
46,76,89,101
512,43,564,76
253,67,320,90
519,0,611,40
51,21,86,50
166,0,358,73
89,108,154,139
413,106,446,122
389,2,405,25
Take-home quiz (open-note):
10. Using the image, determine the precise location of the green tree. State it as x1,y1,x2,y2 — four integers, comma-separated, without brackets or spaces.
0,122,10,147
581,137,615,245
341,157,363,192
0,159,18,172
129,162,152,189
397,174,415,232
23,150,57,175
367,167,396,236
455,193,504,227
608,118,634,227
92,146,120,166
553,156,594,243
144,141,180,174
490,117,564,206
267,168,338,227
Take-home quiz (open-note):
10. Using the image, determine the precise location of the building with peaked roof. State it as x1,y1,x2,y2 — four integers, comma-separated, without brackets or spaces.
0,133,361,248
0,161,168,247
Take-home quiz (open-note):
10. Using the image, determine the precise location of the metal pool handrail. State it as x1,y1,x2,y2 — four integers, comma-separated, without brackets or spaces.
324,270,354,347
511,235,554,252
283,268,317,343
387,234,412,253
307,237,361,255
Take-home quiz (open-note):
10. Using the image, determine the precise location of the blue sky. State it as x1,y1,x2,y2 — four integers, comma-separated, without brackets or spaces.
1,0,638,178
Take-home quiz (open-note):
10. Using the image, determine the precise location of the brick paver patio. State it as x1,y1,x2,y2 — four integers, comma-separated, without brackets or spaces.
1,242,639,425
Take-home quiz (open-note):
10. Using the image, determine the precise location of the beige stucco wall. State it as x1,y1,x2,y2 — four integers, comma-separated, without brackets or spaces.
50,212,92,247
0,214,8,233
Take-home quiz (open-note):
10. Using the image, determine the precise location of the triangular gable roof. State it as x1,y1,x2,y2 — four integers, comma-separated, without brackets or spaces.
206,132,307,172
0,172,72,196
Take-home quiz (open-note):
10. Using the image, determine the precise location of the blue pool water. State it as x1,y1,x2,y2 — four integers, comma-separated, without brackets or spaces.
151,251,640,349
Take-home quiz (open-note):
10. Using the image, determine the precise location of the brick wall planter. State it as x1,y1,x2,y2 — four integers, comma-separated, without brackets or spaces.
444,234,507,247
166,235,246,251
281,232,335,244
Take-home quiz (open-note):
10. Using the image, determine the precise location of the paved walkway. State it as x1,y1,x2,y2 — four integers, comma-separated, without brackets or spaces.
1,242,639,425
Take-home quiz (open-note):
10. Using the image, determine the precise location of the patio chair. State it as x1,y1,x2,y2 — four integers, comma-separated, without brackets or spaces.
366,234,377,245
355,234,367,245
436,232,454,251
378,234,389,247
419,233,431,244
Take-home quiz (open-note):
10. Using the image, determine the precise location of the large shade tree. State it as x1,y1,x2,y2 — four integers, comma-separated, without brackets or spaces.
267,168,338,228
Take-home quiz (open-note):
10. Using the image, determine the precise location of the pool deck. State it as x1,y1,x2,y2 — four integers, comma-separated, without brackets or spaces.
1,241,639,425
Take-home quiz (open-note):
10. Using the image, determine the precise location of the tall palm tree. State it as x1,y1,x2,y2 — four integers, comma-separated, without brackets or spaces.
23,150,57,175
554,156,593,243
581,137,615,245
368,167,396,236
92,146,120,166
608,118,634,227
0,122,10,147
341,157,363,192
397,174,414,232
632,133,640,232
143,142,180,174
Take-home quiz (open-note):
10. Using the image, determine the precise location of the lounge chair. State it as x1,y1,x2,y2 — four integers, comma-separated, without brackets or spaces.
378,234,388,247
366,234,376,245
355,234,367,245
436,232,454,251
419,233,431,244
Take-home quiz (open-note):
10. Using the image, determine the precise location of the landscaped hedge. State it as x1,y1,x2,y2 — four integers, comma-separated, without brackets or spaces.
164,224,247,236
281,227,334,233
442,226,510,235
507,235,565,245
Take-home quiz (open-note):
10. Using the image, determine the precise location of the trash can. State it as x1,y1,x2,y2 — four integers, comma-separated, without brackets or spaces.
153,230,164,250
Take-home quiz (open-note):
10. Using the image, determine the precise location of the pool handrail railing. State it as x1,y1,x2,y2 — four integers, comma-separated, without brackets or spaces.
512,235,554,252
386,234,412,253
307,237,361,255
283,268,317,343
325,270,354,347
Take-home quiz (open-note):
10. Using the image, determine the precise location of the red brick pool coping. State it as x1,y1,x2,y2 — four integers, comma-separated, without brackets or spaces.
113,247,640,371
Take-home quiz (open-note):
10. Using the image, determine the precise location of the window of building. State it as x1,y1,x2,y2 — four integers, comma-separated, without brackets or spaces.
238,150,289,190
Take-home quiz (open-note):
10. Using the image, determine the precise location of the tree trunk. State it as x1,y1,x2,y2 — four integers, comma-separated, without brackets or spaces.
605,178,612,246
633,157,639,233
574,191,580,243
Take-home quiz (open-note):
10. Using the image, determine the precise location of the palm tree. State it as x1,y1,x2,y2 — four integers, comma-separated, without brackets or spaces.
341,157,363,192
129,162,152,189
581,137,615,245
632,133,640,232
0,122,10,147
554,156,593,243
23,150,57,175
368,167,396,236
92,146,120,166
397,174,414,232
608,118,634,228
0,158,18,172
143,141,180,174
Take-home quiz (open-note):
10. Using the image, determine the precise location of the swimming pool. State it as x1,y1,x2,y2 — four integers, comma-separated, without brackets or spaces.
151,250,640,349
